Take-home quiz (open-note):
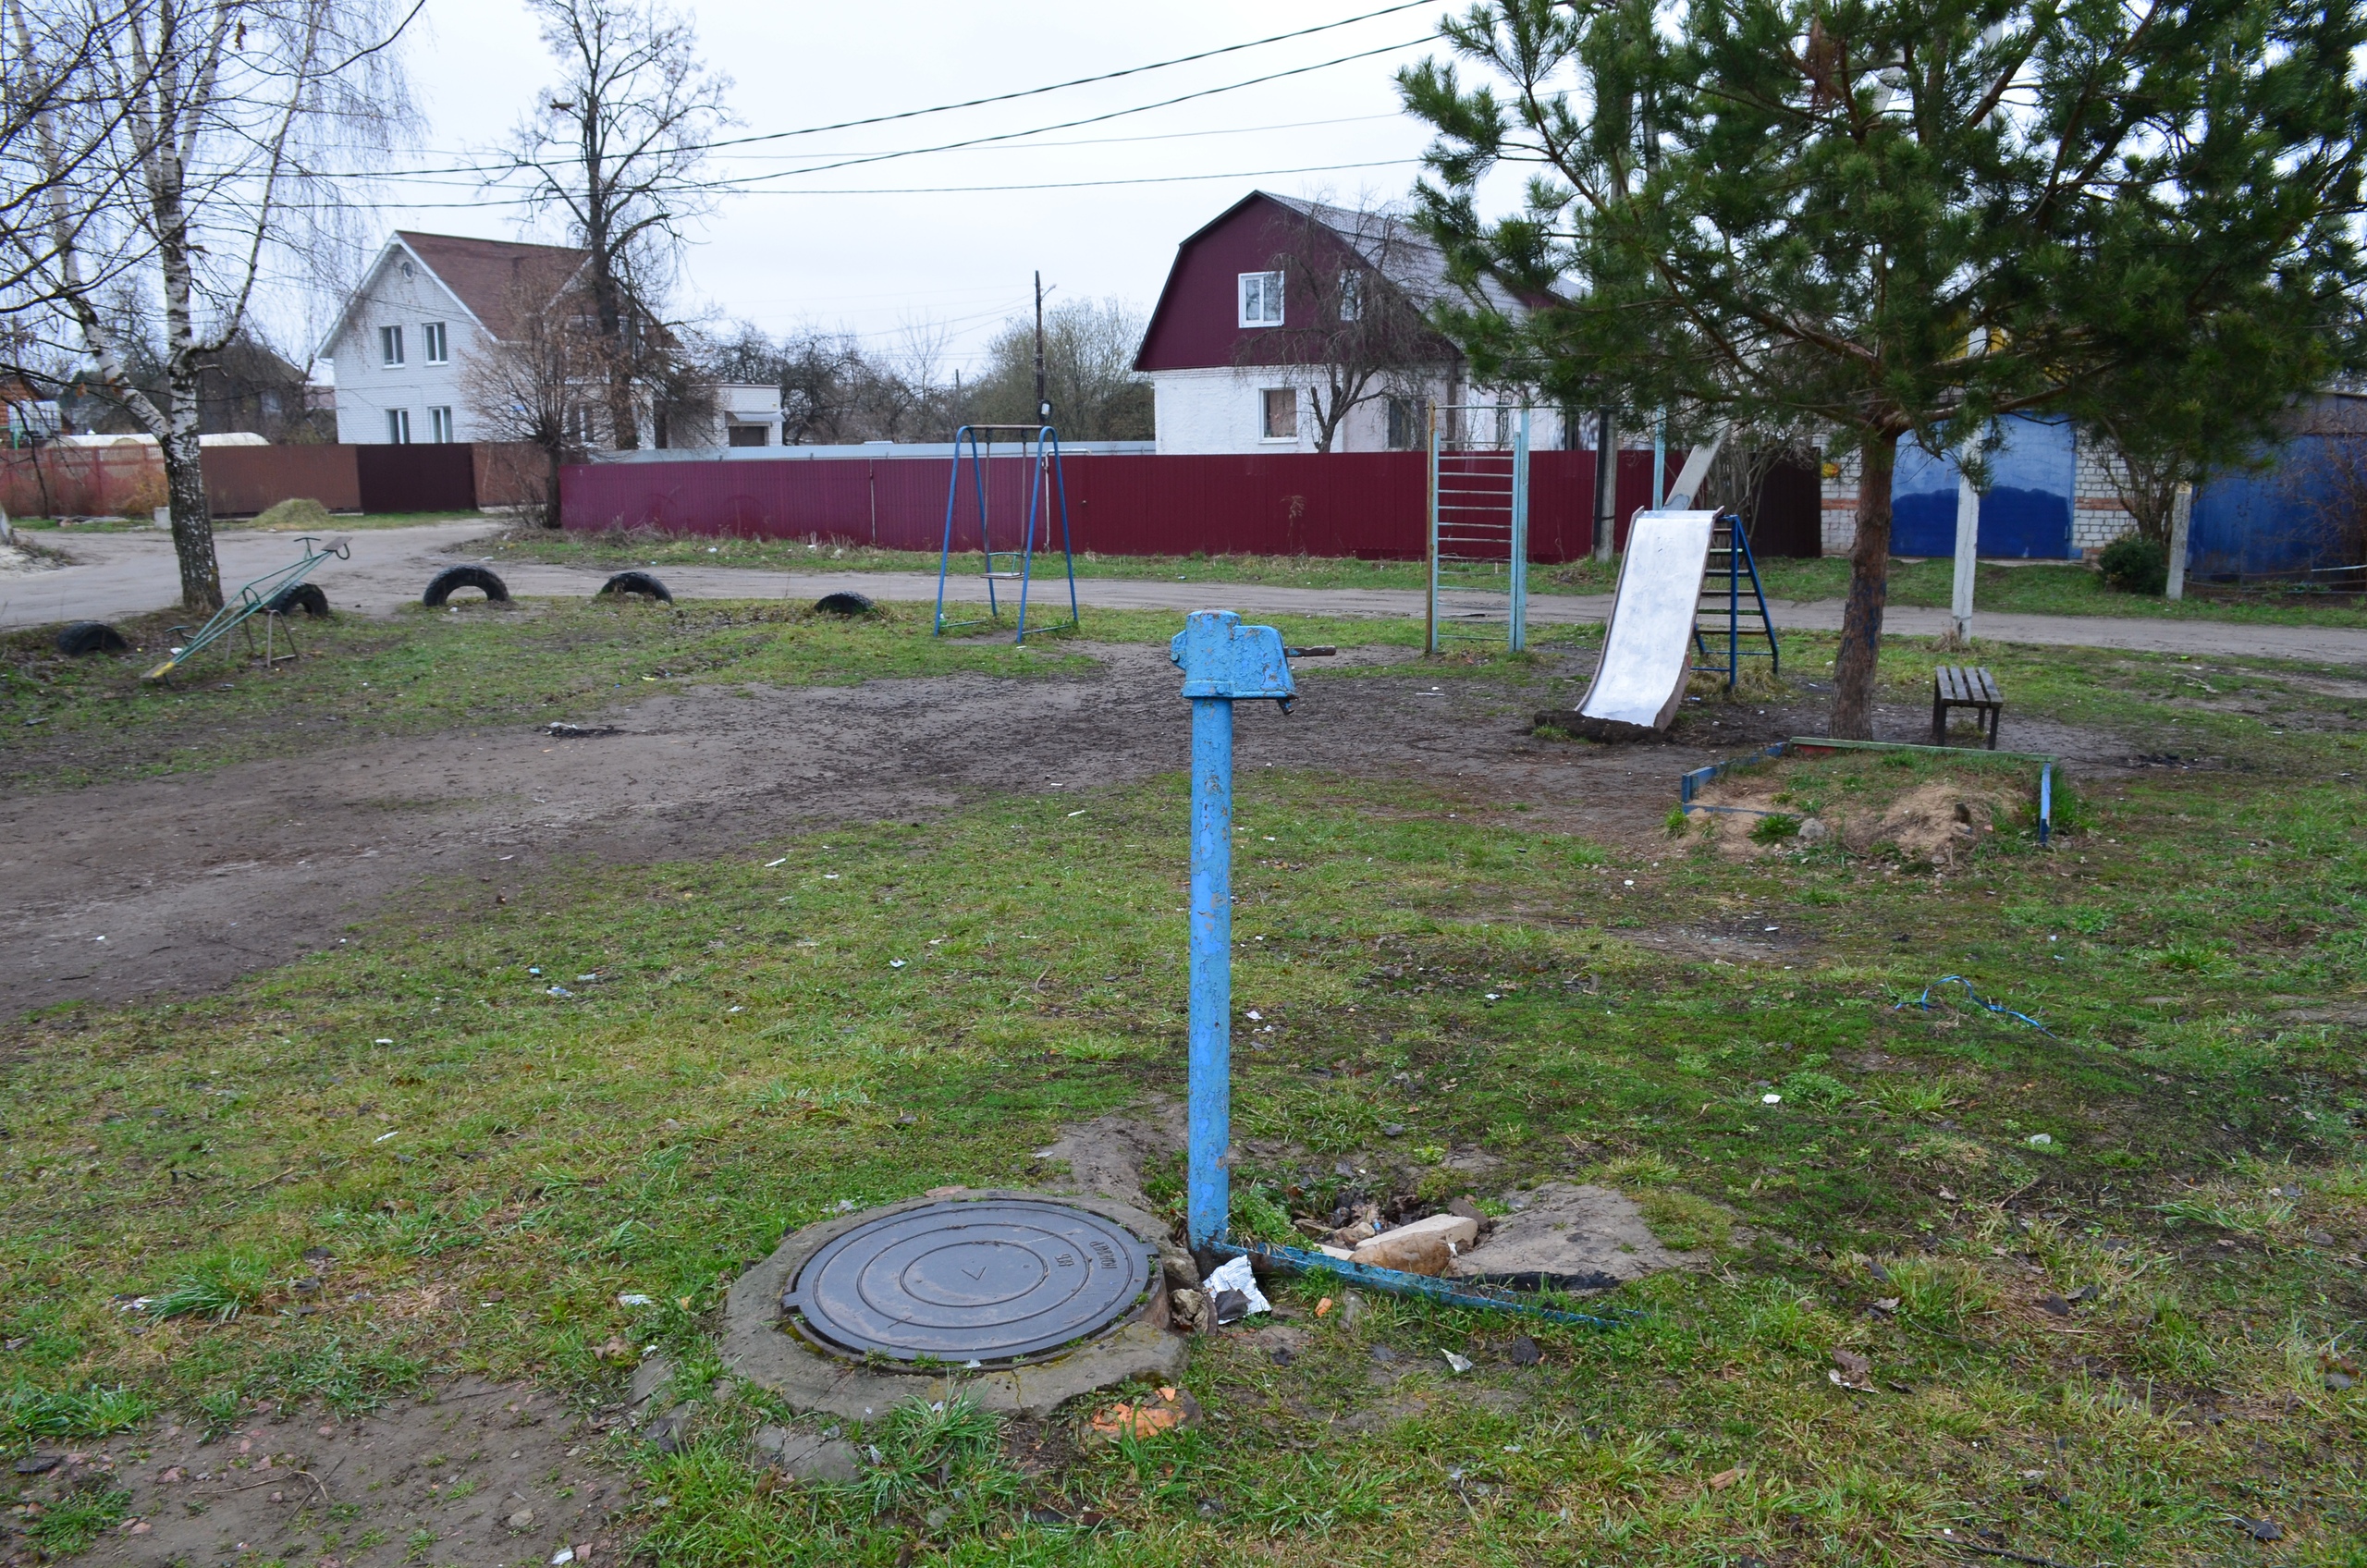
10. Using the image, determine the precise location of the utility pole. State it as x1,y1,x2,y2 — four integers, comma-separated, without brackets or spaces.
1033,271,1052,426
1591,406,1618,561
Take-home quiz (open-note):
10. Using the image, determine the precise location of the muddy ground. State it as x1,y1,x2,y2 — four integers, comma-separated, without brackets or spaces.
3,641,2134,1019
9,1380,627,1568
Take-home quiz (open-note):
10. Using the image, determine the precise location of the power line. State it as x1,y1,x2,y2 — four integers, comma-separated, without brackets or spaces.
699,111,1409,165
314,2,1441,182
365,156,1424,211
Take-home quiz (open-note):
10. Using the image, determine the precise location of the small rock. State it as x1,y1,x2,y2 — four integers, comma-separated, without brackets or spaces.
643,1403,698,1454
752,1426,861,1484
1445,1195,1486,1225
1169,1288,1211,1334
1270,1345,1294,1366
629,1353,675,1411
1380,1123,1405,1137
508,1510,535,1530
1796,818,1829,843
1369,1344,1402,1366
1159,1247,1200,1293
2235,1518,2281,1542
2036,1294,2072,1317
1507,1335,1542,1367
2326,1370,2355,1391
2304,1230,2336,1246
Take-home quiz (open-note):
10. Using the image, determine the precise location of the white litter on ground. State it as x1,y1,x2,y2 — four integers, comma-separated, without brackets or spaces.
1200,1256,1270,1317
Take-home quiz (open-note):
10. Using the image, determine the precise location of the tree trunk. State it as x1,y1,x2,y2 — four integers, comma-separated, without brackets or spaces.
1832,431,1898,739
160,423,220,610
544,444,563,529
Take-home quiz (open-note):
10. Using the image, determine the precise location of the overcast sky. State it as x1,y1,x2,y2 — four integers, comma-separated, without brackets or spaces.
353,0,1466,374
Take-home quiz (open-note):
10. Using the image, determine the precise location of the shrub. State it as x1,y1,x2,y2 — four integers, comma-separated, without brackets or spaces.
2098,533,2168,594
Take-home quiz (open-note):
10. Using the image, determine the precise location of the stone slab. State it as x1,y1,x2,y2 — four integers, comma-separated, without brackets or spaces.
1448,1182,1708,1288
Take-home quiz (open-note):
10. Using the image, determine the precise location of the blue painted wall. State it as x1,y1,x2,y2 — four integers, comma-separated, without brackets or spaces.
1889,415,2078,559
2189,434,2360,579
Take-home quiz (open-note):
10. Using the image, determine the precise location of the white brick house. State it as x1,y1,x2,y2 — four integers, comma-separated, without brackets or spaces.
318,232,589,446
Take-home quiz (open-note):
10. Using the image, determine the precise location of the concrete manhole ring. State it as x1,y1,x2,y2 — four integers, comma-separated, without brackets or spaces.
721,1190,1188,1419
784,1197,1155,1366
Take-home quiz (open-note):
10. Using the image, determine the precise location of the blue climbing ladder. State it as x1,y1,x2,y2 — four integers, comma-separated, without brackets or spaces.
933,423,1080,642
1691,511,1780,688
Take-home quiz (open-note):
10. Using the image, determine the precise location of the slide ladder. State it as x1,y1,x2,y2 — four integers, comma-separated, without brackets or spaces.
1690,512,1780,688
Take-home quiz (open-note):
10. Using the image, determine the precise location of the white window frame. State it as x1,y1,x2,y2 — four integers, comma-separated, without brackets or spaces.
386,407,411,444
1259,386,1297,442
1238,270,1284,328
428,405,454,443
380,325,404,366
423,321,448,364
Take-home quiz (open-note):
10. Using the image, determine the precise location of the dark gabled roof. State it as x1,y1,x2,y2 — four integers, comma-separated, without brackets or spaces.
1133,190,1550,373
393,231,589,339
1259,193,1538,320
317,231,590,358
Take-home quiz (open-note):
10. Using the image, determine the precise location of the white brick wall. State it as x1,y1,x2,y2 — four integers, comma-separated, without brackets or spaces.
324,251,488,445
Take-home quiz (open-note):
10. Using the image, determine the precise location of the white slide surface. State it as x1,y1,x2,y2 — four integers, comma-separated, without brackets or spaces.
1574,508,1716,732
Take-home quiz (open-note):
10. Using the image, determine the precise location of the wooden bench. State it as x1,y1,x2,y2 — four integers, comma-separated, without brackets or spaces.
1932,665,2004,749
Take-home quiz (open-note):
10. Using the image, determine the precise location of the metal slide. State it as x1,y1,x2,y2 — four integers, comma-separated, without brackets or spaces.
1571,508,1716,734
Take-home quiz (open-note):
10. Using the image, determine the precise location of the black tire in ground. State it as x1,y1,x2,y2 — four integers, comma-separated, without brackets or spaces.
597,570,673,604
266,582,331,618
54,620,130,655
813,591,877,617
422,565,510,606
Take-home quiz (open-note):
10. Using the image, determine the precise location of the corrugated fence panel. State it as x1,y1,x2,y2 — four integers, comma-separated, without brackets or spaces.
558,448,1715,562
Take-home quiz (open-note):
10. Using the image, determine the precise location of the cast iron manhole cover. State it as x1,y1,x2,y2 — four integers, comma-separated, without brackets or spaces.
783,1198,1154,1364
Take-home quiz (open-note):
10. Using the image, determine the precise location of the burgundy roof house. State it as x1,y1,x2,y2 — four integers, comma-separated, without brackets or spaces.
1133,191,1563,454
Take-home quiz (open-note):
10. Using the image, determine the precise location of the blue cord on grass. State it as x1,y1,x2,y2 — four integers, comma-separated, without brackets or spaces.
1895,974,2055,1036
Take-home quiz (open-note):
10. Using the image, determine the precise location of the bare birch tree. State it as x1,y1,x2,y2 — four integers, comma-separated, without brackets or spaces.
6,0,417,610
502,0,730,452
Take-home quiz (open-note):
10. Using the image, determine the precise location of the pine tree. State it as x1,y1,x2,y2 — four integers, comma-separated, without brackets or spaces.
1402,0,2366,734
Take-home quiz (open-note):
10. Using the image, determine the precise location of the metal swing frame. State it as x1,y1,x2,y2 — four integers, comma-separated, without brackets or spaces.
932,423,1080,642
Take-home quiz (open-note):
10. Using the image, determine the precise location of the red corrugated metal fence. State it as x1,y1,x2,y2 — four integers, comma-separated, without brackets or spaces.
558,449,1675,562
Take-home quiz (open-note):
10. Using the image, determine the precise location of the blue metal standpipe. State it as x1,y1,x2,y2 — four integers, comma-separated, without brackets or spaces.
1171,612,1625,1329
1186,692,1235,1252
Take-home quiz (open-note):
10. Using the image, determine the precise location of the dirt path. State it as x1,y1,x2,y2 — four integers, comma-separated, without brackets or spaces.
16,521,2367,664
0,638,2137,1017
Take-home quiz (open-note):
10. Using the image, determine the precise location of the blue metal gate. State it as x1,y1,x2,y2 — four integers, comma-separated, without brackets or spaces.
1890,414,2076,559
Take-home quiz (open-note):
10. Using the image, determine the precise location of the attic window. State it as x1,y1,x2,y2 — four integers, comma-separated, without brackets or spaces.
1339,273,1364,322
1239,271,1283,327
400,260,414,278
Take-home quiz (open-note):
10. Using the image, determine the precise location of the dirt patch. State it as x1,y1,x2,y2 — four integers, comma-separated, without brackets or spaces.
6,1380,627,1568
1691,770,2025,864
1031,1097,1186,1211
4,629,2137,1018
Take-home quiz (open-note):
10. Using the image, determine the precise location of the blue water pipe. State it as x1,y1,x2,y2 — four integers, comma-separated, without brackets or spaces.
1170,613,1628,1329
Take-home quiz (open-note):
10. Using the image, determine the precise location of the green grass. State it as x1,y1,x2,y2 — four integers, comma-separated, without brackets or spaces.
483,525,2367,627
3,611,2365,1562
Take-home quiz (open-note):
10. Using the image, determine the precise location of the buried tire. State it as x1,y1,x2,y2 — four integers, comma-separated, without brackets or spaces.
813,590,877,617
597,570,672,604
265,582,331,618
422,565,509,606
55,620,130,656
